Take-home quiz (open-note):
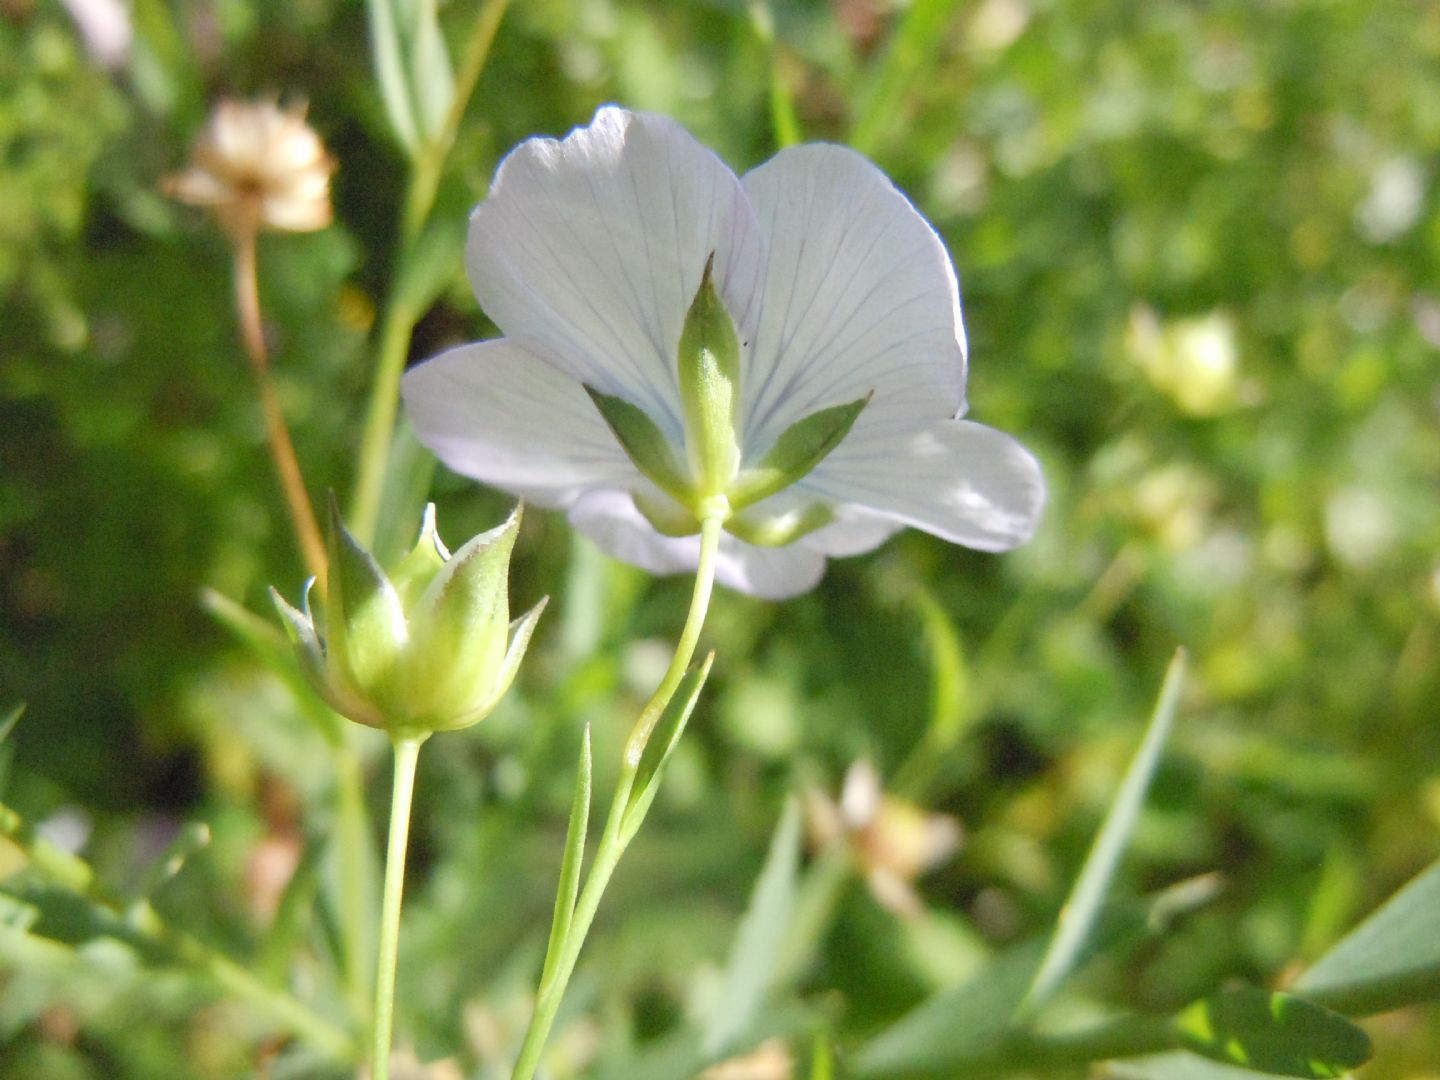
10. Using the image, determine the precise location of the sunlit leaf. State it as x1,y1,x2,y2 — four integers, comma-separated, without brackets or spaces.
1172,989,1372,1079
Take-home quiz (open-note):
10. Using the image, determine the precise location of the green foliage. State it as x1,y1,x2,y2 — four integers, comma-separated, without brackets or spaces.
2,0,1438,1077
1173,989,1371,1079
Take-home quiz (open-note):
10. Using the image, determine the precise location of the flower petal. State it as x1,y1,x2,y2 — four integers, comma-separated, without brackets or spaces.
740,144,967,457
567,489,827,599
468,106,766,442
401,339,639,506
803,419,1044,551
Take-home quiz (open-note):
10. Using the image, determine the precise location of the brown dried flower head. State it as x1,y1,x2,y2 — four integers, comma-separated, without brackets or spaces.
166,98,334,236
806,761,963,918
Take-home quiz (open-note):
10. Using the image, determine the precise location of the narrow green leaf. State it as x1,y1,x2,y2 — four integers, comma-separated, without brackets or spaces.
137,822,211,898
703,797,804,1056
1016,648,1187,1019
409,0,455,140
854,938,1046,1076
1173,989,1372,1079
0,704,24,799
913,586,972,754
393,219,466,315
539,727,592,989
849,0,965,156
729,393,871,509
851,865,1220,1077
366,0,421,152
585,385,693,506
620,654,714,844
0,704,24,747
1294,856,1440,1015
748,0,802,148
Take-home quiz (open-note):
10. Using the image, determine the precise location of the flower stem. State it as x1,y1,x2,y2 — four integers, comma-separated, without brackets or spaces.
350,0,512,547
403,0,511,242
510,514,725,1080
372,734,426,1080
0,799,354,1060
349,290,421,547
232,225,328,583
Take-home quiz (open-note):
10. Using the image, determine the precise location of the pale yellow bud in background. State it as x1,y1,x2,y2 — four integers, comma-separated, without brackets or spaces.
1126,305,1241,416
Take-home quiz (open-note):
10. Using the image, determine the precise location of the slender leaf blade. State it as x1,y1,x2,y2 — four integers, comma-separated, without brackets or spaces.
1016,648,1187,1018
539,727,592,988
703,797,804,1056
137,822,211,898
366,0,420,151
409,0,455,140
0,704,24,746
621,654,714,843
1292,855,1440,1015
852,874,1219,1077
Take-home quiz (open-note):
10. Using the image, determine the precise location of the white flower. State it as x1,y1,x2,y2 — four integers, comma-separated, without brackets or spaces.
402,106,1044,598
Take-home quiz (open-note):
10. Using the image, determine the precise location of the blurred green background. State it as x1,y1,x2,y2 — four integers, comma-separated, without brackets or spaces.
2,0,1438,1076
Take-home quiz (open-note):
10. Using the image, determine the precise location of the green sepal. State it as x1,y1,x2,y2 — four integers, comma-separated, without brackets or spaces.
404,504,522,729
633,490,702,537
677,252,743,496
620,652,714,846
272,581,383,727
466,594,549,729
387,502,450,610
1172,988,1373,1078
324,493,407,707
726,500,834,547
585,385,694,506
729,392,871,510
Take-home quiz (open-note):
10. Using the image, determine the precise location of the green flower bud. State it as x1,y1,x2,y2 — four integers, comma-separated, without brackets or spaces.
272,500,547,738
676,252,742,500
582,254,872,537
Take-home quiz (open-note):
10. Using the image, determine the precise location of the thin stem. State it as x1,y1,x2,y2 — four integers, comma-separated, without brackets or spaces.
232,226,328,583
748,0,801,148
404,0,512,241
510,514,726,1080
0,800,353,1060
349,290,420,548
372,734,426,1080
350,0,512,547
623,512,725,766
